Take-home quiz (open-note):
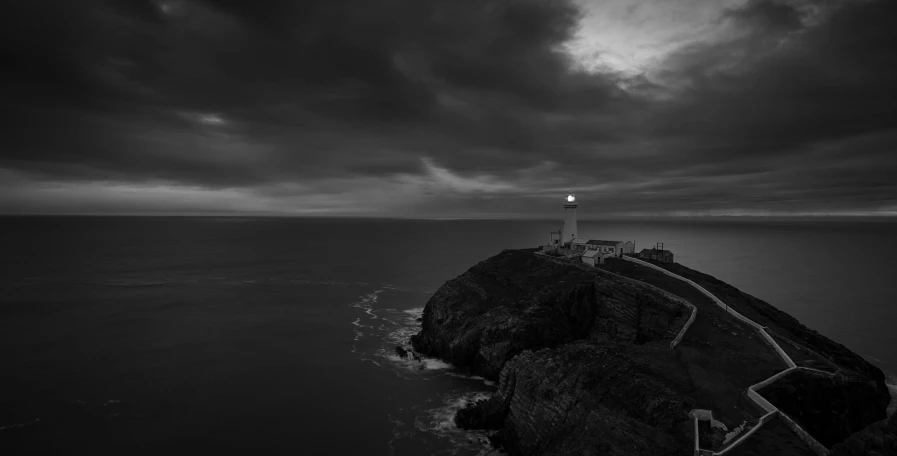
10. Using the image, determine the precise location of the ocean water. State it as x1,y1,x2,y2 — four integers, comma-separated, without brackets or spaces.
0,216,895,454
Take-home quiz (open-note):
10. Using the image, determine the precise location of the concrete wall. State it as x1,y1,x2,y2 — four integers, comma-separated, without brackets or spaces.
694,416,700,456
759,329,797,368
778,411,830,456
751,366,797,392
620,256,798,368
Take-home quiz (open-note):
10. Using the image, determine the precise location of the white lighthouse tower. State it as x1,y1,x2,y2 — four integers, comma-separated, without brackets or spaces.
562,192,578,244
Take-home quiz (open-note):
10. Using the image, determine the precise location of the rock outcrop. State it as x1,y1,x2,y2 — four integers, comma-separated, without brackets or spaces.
457,342,694,455
411,248,892,455
759,369,891,448
829,412,897,456
410,249,688,379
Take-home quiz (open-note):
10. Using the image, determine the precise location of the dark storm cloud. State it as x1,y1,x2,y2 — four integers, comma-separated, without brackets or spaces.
0,0,895,215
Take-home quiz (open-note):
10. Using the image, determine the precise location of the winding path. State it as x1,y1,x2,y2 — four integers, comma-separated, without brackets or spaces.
619,256,834,456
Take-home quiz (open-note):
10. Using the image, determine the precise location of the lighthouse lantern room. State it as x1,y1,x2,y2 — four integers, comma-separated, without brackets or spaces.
562,192,578,244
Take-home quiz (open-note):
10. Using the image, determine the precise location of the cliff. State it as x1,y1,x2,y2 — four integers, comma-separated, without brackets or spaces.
410,249,689,379
829,412,897,456
410,248,892,455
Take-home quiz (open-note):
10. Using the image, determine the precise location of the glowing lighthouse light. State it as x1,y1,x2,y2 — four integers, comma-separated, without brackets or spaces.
562,192,578,242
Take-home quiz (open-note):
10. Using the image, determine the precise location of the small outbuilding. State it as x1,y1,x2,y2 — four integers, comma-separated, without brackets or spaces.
581,249,601,266
638,248,674,263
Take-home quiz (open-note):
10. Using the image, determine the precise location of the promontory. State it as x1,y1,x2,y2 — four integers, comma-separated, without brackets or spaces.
410,248,895,456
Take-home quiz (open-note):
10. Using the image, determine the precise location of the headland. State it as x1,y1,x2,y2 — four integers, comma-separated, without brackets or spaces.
409,248,895,456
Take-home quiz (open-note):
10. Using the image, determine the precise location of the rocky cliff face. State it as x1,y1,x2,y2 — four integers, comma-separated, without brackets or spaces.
410,249,688,380
829,412,897,456
457,341,695,455
411,249,892,455
760,369,891,447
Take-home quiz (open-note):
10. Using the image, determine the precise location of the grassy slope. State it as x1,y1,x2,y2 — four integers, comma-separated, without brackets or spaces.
595,258,789,430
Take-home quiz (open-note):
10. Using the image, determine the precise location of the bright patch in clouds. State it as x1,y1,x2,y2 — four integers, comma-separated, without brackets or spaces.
416,158,515,194
569,0,747,74
178,111,227,126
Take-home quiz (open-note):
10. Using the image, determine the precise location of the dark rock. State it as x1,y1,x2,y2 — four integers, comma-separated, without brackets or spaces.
760,370,891,448
455,397,509,430
469,342,692,456
416,317,422,322
395,346,409,358
830,412,897,456
410,249,687,380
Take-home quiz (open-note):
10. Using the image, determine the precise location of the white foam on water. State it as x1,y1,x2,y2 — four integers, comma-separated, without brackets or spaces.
424,359,454,370
0,418,40,432
409,392,498,455
347,288,501,455
444,373,497,387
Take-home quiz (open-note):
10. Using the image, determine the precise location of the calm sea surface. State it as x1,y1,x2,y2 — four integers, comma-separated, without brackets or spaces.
1,217,895,454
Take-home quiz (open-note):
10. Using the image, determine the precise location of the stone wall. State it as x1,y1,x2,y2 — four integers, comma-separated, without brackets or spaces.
760,328,798,368
779,410,831,456
621,256,796,367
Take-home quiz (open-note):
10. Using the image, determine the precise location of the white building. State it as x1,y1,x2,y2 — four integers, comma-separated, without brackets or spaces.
546,194,636,259
581,249,600,266
572,239,623,256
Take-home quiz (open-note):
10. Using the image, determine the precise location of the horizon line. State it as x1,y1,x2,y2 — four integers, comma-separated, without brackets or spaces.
2,213,897,221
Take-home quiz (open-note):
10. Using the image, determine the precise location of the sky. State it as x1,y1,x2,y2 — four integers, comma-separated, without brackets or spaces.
1,0,895,218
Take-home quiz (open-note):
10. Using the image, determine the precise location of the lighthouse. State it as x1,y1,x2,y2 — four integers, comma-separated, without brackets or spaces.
562,192,578,244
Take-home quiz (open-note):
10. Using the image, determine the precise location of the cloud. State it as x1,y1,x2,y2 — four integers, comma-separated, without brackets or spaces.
0,0,895,216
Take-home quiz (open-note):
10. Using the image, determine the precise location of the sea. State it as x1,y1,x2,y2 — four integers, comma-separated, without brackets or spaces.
1,216,895,454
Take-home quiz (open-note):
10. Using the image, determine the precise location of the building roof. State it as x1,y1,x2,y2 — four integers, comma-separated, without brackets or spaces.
581,250,600,258
586,240,622,246
571,238,589,244
640,248,672,255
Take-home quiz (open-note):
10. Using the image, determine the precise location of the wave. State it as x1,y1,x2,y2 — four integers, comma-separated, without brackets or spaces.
348,287,500,455
412,392,500,456
0,418,40,432
444,372,497,387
